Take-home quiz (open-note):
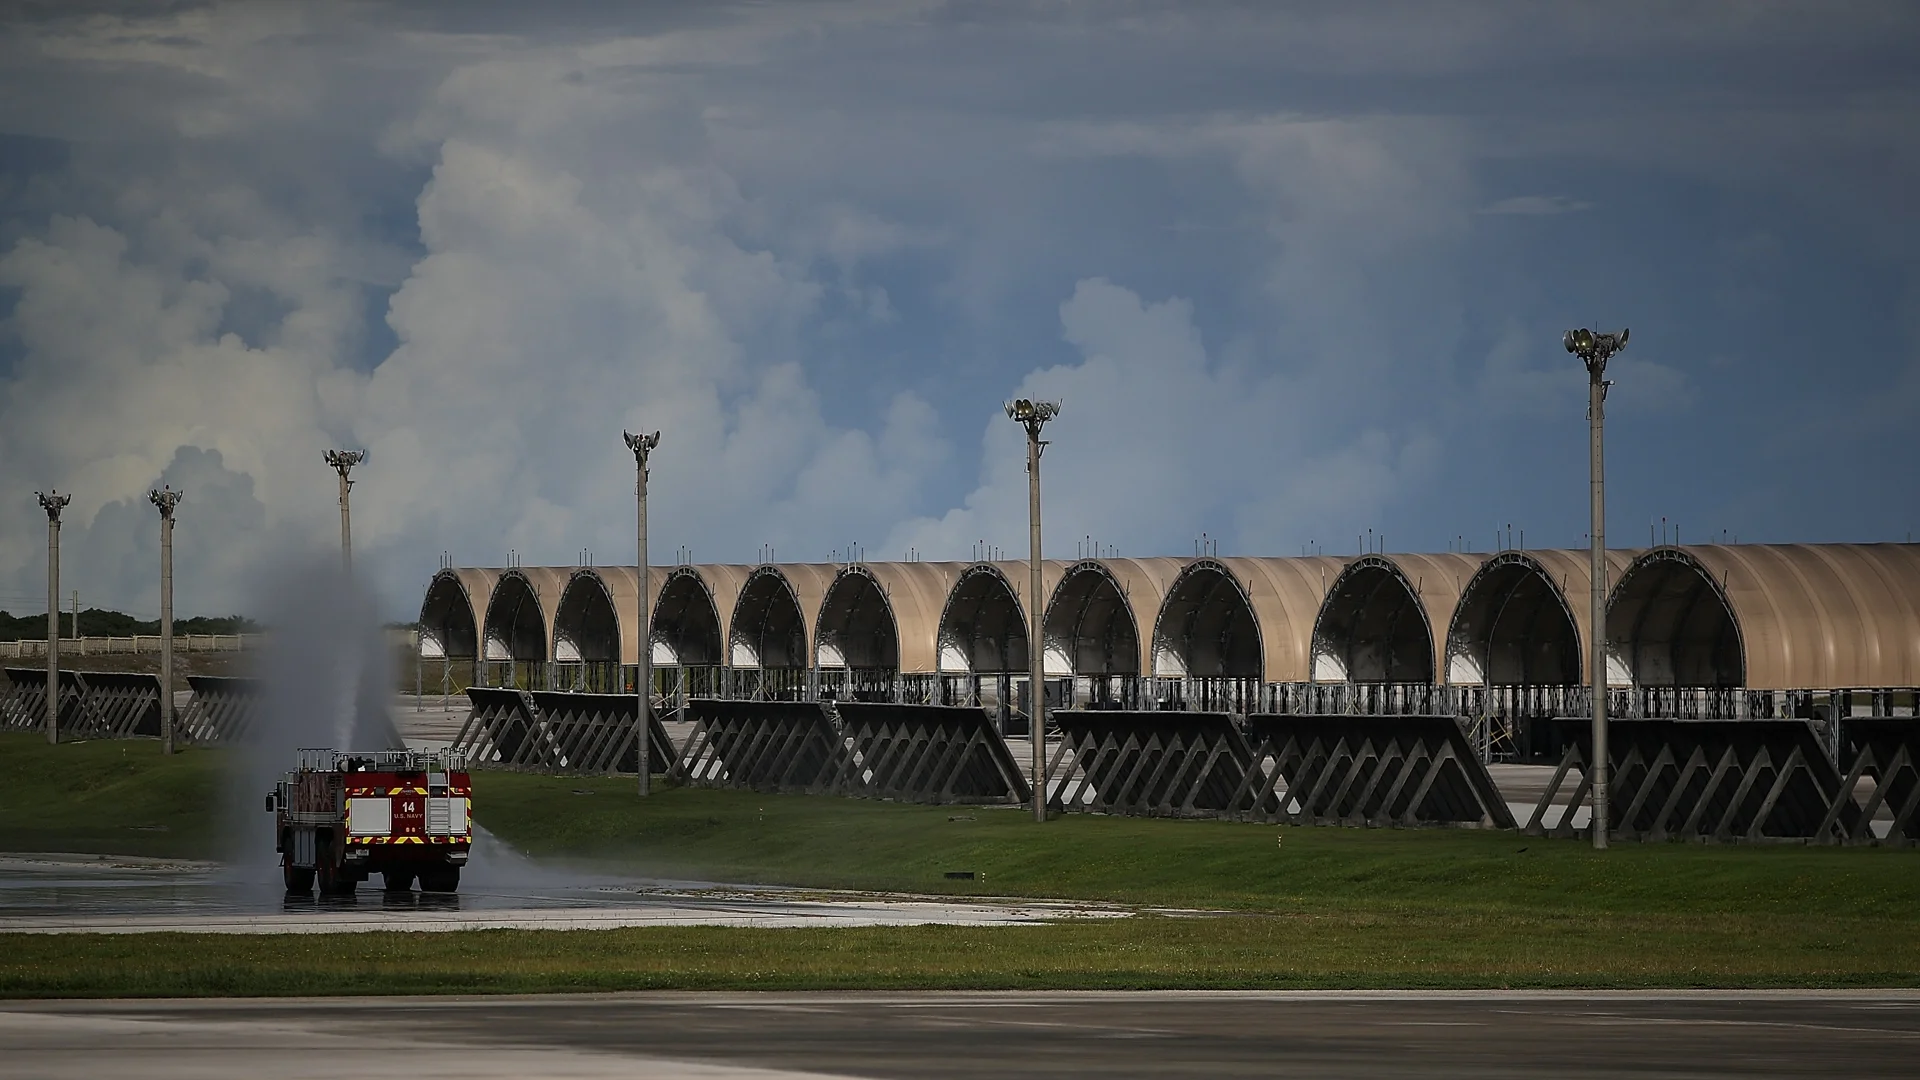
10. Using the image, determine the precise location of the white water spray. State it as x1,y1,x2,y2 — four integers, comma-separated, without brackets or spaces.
223,557,401,867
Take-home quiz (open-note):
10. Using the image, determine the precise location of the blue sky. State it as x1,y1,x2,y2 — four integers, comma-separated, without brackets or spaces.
0,2,1915,619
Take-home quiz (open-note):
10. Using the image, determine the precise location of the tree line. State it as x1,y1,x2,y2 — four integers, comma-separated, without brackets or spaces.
0,609,260,642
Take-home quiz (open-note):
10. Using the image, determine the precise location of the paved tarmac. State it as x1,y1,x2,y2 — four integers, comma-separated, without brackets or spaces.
5,990,1918,1078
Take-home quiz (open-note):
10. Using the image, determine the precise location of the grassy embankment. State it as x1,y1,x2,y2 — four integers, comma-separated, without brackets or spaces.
2,732,1917,995
0,733,227,858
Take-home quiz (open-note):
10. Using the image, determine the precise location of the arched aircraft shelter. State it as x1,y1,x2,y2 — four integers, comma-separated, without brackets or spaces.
730,566,809,699
1310,556,1435,684
436,542,1918,731
814,565,900,700
417,568,489,693
1607,547,1744,688
481,568,561,690
653,566,726,698
1152,559,1262,711
937,561,1028,715
552,569,622,692
1447,552,1581,687
1042,560,1146,708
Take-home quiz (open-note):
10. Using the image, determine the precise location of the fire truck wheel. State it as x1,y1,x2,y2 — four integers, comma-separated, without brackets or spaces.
382,870,416,892
316,859,356,897
282,860,315,894
419,866,461,894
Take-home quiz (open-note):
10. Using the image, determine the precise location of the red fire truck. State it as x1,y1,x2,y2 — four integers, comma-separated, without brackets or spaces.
266,748,472,895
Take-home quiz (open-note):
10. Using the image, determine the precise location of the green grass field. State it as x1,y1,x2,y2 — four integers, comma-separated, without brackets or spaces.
6,910,1916,998
474,771,1920,920
0,733,228,858
2,733,1917,995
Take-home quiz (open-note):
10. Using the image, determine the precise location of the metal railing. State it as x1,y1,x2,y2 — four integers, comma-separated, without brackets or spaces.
0,633,263,659
578,667,1917,725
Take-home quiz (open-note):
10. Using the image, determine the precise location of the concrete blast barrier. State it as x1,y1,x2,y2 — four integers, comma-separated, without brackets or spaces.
68,671,163,738
1526,718,1856,843
674,699,852,794
1047,710,1256,816
1239,714,1516,829
456,688,674,774
528,690,675,774
0,667,62,731
673,699,1027,804
2,668,161,738
179,675,264,744
1823,718,1920,845
834,702,1029,805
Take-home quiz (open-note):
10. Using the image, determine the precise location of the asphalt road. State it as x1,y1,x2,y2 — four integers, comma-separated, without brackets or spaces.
5,990,1918,1079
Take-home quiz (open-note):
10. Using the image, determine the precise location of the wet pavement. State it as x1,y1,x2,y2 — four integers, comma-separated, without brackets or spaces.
0,852,1123,935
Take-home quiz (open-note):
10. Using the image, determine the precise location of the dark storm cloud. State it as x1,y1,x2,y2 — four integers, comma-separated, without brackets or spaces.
0,0,1914,619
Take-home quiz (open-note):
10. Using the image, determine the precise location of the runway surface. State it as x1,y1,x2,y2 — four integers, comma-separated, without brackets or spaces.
5,990,1918,1078
0,853,1121,934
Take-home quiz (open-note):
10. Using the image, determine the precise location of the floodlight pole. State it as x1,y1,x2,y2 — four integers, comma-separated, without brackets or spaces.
36,491,70,745
625,429,661,797
149,486,182,755
324,450,365,577
1566,327,1627,850
1007,399,1059,823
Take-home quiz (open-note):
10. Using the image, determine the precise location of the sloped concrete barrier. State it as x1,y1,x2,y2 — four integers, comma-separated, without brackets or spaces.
2,668,160,739
673,699,852,794
179,675,263,744
1241,714,1515,829
835,701,1029,805
1046,710,1254,816
1822,718,1920,845
1526,718,1853,843
455,688,674,774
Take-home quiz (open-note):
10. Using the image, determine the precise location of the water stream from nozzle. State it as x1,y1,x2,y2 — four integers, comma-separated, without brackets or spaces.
223,557,401,870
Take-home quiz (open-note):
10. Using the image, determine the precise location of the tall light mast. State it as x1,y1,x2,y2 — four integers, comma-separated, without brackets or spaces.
1006,398,1059,824
1565,326,1627,850
624,429,661,797
35,490,70,745
324,450,365,576
150,486,183,755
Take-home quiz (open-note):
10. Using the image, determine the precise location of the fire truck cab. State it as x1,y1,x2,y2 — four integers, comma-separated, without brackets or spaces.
266,748,472,895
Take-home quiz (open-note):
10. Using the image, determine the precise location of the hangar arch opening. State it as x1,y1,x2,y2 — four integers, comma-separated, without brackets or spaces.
1153,561,1262,679
482,570,547,691
552,570,621,693
1446,553,1580,687
937,563,1027,713
816,566,899,701
1311,556,1434,684
729,567,809,700
653,567,725,700
1607,548,1744,688
1152,560,1261,712
419,571,480,660
939,564,1027,673
1043,560,1141,709
418,570,479,694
